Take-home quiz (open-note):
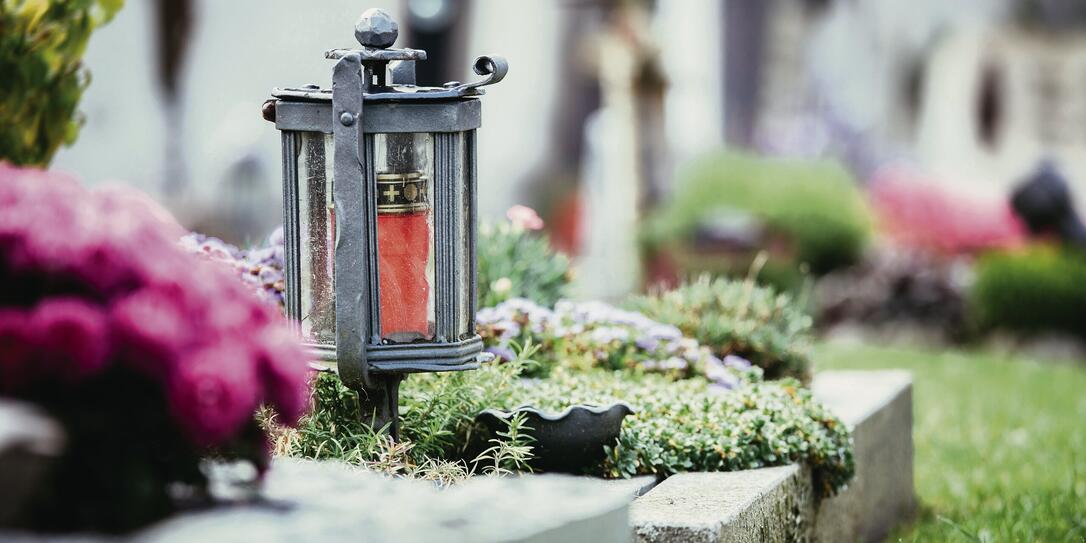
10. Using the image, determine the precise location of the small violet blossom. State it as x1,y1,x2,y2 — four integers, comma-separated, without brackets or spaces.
477,297,755,389
180,229,287,309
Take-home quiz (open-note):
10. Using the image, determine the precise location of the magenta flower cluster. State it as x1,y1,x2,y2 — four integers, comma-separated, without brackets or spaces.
0,164,310,447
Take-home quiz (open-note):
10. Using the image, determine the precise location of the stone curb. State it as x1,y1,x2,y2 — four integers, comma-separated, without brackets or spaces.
629,370,915,542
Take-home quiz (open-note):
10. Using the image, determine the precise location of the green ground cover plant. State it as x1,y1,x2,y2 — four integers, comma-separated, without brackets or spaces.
628,275,813,380
505,368,853,497
274,344,854,498
817,342,1086,541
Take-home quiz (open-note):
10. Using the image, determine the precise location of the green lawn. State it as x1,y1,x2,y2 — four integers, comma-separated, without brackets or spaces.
815,343,1086,542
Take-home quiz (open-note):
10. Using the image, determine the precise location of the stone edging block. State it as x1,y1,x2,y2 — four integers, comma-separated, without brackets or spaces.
630,370,915,542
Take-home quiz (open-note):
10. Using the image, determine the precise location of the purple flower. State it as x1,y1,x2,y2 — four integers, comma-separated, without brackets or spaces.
588,326,629,345
723,355,753,370
475,296,753,390
635,336,659,352
646,324,682,341
180,231,288,310
485,345,516,362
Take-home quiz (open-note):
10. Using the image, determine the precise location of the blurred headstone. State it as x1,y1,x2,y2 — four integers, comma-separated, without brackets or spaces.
1011,161,1086,246
574,3,662,300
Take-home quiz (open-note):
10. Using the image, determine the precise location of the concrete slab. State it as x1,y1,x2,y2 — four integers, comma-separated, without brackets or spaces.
3,459,632,543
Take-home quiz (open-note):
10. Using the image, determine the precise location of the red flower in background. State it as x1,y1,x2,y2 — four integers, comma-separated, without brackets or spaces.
869,168,1027,256
0,163,310,446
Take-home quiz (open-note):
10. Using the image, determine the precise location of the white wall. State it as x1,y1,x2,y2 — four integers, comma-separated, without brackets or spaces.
52,1,564,234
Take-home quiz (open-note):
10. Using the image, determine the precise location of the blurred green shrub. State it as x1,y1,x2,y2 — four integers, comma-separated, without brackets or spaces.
477,220,572,309
0,0,123,166
971,245,1086,338
644,151,870,281
627,275,813,380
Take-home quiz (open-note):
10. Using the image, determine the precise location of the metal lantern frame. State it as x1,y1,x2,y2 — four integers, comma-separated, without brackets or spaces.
265,9,506,436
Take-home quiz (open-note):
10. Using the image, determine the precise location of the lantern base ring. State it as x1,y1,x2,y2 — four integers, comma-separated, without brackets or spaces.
304,334,489,374
304,338,493,440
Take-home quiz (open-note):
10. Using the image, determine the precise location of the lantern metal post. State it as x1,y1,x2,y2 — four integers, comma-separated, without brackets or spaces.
264,8,506,438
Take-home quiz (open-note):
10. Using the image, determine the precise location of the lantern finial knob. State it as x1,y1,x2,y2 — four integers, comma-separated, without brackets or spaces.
355,8,398,49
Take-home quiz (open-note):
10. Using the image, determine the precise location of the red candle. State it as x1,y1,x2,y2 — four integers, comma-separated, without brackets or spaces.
377,210,432,339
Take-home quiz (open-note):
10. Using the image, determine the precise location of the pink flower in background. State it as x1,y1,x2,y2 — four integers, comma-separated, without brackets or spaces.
869,168,1027,255
0,163,310,448
506,204,545,231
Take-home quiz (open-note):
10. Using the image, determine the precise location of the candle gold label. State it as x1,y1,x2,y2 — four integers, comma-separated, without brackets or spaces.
377,172,430,214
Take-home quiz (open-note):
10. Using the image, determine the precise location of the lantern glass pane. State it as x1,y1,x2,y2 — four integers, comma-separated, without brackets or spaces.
296,131,336,345
375,132,435,343
455,133,472,338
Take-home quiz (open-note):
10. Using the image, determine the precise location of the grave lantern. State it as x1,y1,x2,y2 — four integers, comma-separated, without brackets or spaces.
263,8,506,437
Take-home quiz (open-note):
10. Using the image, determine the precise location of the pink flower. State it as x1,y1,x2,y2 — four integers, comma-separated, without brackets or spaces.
506,205,544,231
253,327,311,425
94,183,186,241
0,310,35,393
869,168,1027,255
72,241,144,297
109,288,192,378
31,299,111,382
1,163,311,450
168,341,261,446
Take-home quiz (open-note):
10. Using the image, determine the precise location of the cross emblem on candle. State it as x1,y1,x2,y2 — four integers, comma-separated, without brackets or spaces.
382,184,401,201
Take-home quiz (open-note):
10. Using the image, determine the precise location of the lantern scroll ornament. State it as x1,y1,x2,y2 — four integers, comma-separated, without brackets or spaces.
264,8,506,437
